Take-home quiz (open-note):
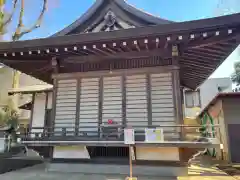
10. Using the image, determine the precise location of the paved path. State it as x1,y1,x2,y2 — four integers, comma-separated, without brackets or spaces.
179,164,238,180
0,163,237,180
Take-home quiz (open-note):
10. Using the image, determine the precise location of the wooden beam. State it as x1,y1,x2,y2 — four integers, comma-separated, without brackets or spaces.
211,43,236,52
180,79,202,90
183,72,208,79
144,39,149,51
181,75,203,82
63,49,171,63
181,56,220,65
121,41,132,52
186,49,225,59
82,46,99,55
191,47,229,56
180,57,217,67
52,65,178,80
179,61,215,71
92,45,110,55
181,77,203,86
102,44,117,54
156,38,160,48
133,40,140,52
185,33,239,49
180,65,213,74
183,52,220,62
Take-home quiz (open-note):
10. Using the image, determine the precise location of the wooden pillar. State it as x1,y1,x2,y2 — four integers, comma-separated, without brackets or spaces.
146,73,152,126
29,92,35,132
122,75,126,126
50,57,59,136
44,92,48,127
172,45,185,162
171,45,184,135
75,79,81,135
98,77,103,135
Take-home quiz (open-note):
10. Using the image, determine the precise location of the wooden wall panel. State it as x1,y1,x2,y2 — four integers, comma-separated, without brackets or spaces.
79,78,99,134
53,68,178,137
151,73,176,134
55,79,77,135
126,74,148,126
102,76,122,124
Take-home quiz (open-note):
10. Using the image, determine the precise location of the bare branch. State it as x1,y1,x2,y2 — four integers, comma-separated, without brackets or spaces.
12,0,48,41
12,0,24,41
3,0,18,26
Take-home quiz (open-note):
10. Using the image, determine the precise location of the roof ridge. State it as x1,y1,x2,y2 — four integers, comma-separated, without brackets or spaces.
52,0,173,36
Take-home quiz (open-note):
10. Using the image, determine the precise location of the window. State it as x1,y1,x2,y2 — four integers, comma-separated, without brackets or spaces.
185,90,201,108
218,86,229,92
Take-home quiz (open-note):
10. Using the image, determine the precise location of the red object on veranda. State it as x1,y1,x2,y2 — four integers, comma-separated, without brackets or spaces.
108,119,113,124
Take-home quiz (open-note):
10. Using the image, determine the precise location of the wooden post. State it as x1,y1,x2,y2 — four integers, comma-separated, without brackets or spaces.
129,145,133,178
124,128,136,180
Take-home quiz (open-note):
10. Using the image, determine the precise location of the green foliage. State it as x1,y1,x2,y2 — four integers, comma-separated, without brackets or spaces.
0,98,19,129
0,98,19,147
231,61,240,85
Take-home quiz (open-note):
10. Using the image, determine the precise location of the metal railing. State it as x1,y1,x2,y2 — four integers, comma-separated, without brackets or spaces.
18,123,220,144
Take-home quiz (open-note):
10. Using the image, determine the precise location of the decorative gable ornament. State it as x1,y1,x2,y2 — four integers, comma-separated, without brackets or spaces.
104,11,116,28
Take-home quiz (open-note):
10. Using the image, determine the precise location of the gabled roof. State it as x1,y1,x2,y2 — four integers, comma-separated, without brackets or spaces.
53,0,173,36
0,13,239,89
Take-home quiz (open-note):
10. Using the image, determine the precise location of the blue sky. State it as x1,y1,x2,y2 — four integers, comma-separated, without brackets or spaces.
5,0,240,79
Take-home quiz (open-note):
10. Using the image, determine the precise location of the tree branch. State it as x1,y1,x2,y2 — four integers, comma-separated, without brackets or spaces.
12,0,24,41
12,0,48,41
3,0,18,26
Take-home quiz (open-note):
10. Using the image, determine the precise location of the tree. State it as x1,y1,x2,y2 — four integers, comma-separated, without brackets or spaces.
0,0,48,40
0,99,19,151
0,0,49,152
0,0,48,106
231,61,240,85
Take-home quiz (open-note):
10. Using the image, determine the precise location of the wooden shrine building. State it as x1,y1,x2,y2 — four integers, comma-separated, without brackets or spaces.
0,0,239,176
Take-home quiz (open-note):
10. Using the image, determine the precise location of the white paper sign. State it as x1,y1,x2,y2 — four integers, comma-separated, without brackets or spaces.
124,128,135,144
208,137,219,144
145,128,164,143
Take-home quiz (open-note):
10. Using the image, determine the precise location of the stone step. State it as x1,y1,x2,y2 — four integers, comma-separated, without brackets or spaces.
47,162,187,177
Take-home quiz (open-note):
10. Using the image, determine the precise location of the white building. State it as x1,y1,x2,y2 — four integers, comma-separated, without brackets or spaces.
184,77,232,118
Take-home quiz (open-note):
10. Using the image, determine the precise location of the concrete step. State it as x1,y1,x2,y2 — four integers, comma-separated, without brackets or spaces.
47,162,187,177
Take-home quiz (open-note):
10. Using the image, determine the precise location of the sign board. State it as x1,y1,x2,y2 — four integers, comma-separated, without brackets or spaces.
124,128,135,145
145,128,164,143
